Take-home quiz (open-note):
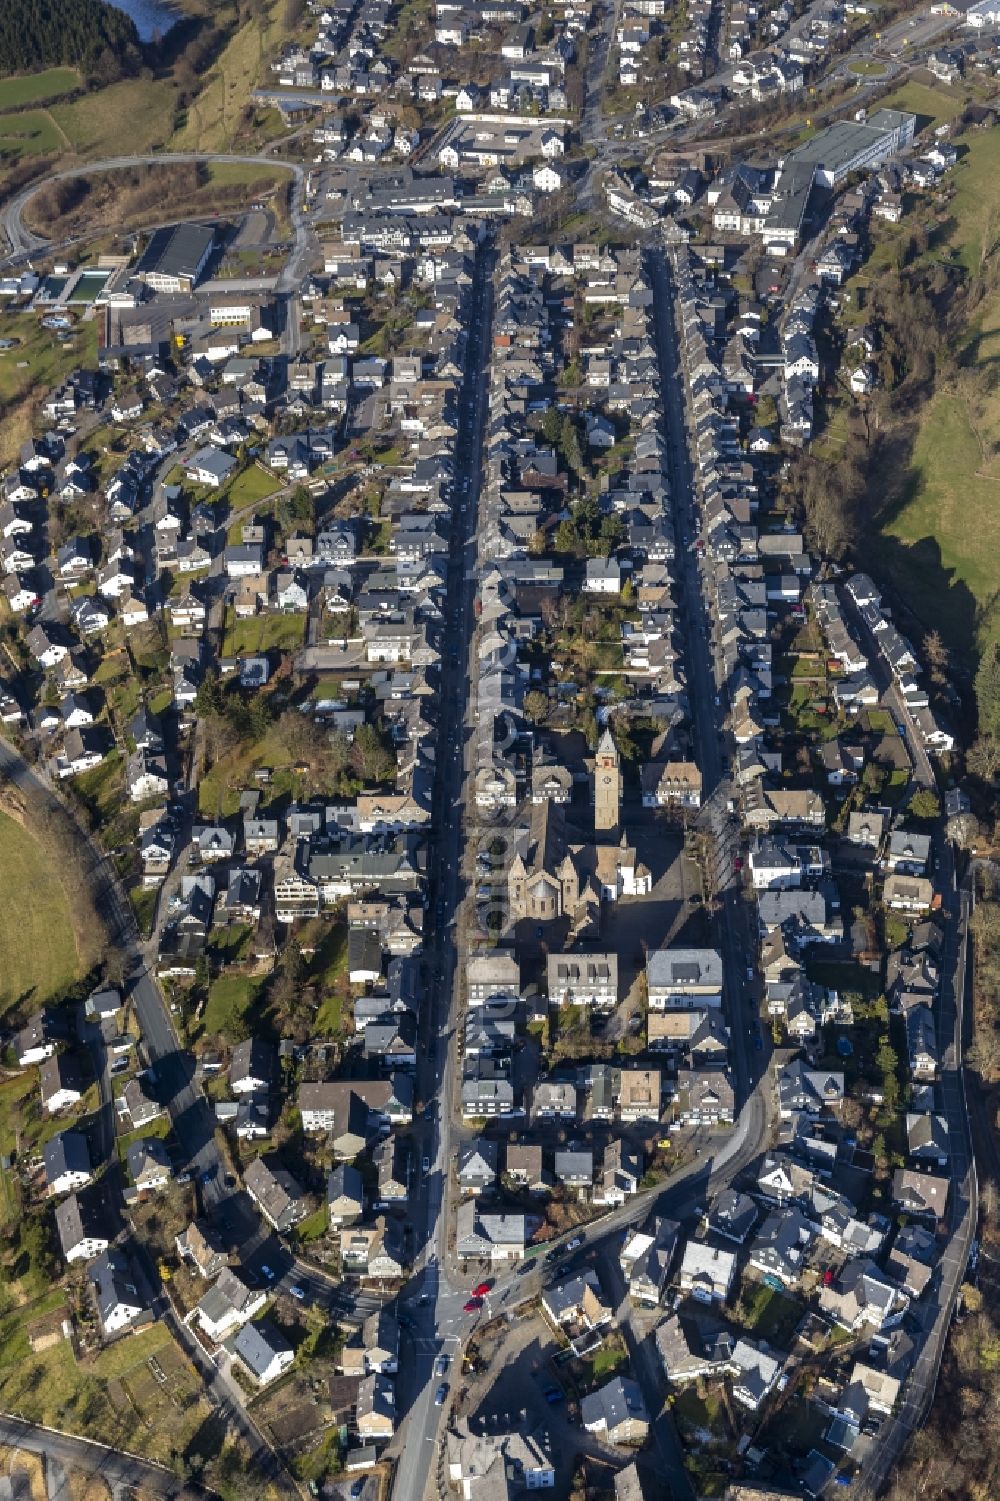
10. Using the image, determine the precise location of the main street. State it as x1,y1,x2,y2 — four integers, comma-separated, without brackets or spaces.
385,244,497,1501
386,237,777,1501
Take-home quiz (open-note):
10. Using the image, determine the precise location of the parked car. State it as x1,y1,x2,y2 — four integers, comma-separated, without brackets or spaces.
435,1383,449,1405
434,1354,449,1377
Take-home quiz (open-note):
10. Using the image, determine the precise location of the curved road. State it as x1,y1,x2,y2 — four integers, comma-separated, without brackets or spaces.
0,152,304,263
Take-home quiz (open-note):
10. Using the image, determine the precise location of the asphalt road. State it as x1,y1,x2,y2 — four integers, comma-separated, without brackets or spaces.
387,240,776,1501
0,153,304,263
388,245,497,1501
0,1414,207,1498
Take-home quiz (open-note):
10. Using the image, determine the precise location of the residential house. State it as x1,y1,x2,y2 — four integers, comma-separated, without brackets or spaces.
328,1164,366,1227
581,1378,649,1444
226,1318,295,1388
457,1139,499,1195
193,1268,268,1343
55,1192,110,1264
176,1220,228,1279
892,1168,949,1220
243,1156,309,1232
40,1053,84,1113
646,948,723,1010
709,1190,759,1244
44,1130,92,1196
127,1136,173,1194
818,1259,908,1333
678,1241,737,1303
455,1200,527,1263
621,1217,681,1306
89,1249,147,1335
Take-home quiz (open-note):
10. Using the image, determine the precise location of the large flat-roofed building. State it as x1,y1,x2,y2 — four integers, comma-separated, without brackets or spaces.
786,108,916,189
139,223,215,293
762,162,816,253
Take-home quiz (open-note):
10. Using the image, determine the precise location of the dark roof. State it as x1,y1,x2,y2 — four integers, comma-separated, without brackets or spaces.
43,1129,91,1188
140,223,214,281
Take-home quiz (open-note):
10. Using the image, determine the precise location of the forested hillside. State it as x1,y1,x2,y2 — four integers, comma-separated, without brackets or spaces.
0,0,141,82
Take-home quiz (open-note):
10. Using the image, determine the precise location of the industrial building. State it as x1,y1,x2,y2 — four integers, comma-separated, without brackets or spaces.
785,108,916,189
138,223,215,294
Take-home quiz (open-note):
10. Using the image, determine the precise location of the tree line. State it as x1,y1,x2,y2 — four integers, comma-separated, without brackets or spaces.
0,0,142,82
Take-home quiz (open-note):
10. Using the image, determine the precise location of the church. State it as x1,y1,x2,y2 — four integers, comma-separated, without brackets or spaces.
506,730,650,936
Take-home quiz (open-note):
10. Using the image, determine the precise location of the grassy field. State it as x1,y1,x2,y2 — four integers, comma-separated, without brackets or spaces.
173,0,291,152
0,1322,214,1469
0,811,82,1017
0,316,98,465
876,389,1000,655
878,79,966,132
50,77,179,159
226,463,282,510
0,69,79,108
872,112,1000,661
208,160,292,190
941,117,1000,273
0,109,64,161
0,1073,39,1159
222,611,306,657
201,973,264,1037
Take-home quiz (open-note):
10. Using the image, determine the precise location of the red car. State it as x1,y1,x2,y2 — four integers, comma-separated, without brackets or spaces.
472,1282,492,1298
463,1297,484,1313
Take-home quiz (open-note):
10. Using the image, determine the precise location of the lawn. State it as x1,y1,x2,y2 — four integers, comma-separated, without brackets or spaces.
0,1322,213,1468
117,1114,172,1164
739,1282,806,1349
589,1341,628,1381
225,463,282,510
222,611,306,657
307,920,348,1035
0,69,79,108
0,811,82,1018
294,1204,330,1242
201,973,264,1039
673,1385,727,1440
878,80,965,133
0,315,98,465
